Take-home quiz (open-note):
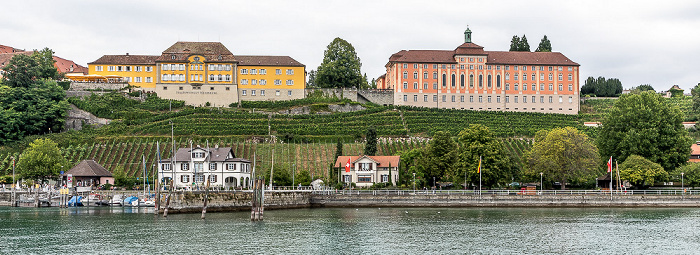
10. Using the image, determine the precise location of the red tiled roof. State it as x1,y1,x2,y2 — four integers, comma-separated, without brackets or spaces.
88,54,159,65
67,160,112,177
389,50,456,63
0,44,23,54
691,144,700,156
486,51,579,66
0,52,88,74
156,41,236,63
0,52,31,69
334,155,400,168
236,55,305,67
454,42,486,55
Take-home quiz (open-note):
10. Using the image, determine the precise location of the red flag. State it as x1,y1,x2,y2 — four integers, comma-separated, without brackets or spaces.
607,156,612,173
345,158,351,173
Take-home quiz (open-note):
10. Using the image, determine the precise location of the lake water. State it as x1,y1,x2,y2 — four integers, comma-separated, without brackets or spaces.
1,206,700,254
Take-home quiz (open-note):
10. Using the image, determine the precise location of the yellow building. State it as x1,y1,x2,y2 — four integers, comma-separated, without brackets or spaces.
87,42,306,106
236,55,306,100
87,54,159,88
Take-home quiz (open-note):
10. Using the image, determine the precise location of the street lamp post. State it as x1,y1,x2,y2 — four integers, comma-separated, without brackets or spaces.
540,172,543,193
413,173,416,193
433,177,436,190
292,163,296,189
681,172,684,193
11,156,15,207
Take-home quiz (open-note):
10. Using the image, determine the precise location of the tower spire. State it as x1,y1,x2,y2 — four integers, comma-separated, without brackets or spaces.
464,26,472,43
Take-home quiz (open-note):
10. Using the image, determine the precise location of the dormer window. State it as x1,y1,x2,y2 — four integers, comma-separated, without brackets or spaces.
171,55,176,60
194,57,200,61
218,55,222,61
192,152,205,158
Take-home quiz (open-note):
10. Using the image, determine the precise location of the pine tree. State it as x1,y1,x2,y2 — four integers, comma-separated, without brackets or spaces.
519,35,530,52
535,35,552,52
509,35,521,51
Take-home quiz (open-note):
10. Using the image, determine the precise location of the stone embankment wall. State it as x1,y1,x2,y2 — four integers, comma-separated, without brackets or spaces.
305,88,393,106
70,82,127,92
311,193,700,207
160,191,312,213
65,104,111,131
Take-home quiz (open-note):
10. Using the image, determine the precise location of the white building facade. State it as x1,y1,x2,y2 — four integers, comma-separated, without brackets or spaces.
334,155,400,188
158,146,251,189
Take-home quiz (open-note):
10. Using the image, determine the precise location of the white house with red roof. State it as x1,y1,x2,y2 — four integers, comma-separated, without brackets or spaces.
334,155,400,187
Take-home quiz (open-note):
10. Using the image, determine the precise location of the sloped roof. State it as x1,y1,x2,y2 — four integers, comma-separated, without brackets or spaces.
162,147,250,163
0,52,89,74
156,42,236,63
88,54,159,65
67,160,112,177
691,144,700,156
486,51,579,66
454,42,486,55
236,55,305,67
389,50,456,63
334,155,400,168
0,44,23,54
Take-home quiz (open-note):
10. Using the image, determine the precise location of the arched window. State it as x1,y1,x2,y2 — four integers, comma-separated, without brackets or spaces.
487,75,492,88
479,74,483,88
496,75,501,89
218,74,223,81
460,74,465,87
469,74,474,88
442,73,446,87
451,74,456,87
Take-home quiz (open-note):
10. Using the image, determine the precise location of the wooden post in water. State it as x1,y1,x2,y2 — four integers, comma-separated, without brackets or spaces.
163,179,173,217
201,179,210,219
154,177,160,215
251,178,264,221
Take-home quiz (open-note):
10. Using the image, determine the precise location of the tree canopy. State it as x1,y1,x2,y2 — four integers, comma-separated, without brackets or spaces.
420,131,457,186
452,124,518,188
535,35,552,52
580,76,623,97
629,84,655,94
16,138,68,181
618,154,667,189
691,83,700,119
364,127,377,156
315,37,363,88
1,48,59,88
509,35,530,52
525,127,600,189
672,163,700,188
597,91,692,171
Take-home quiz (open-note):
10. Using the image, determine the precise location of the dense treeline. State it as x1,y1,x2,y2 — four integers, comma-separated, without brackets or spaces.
580,76,623,97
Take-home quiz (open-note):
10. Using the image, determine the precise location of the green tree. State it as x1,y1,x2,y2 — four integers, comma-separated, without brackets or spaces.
315,37,363,88
1,48,58,88
16,138,68,182
598,91,692,171
307,70,317,88
334,140,343,159
518,35,530,51
296,170,312,186
629,84,655,94
691,83,700,116
669,87,684,98
370,78,376,89
361,73,369,89
672,163,700,188
580,76,623,97
535,35,552,52
509,35,521,51
619,155,667,189
421,131,457,186
364,127,377,156
400,148,425,187
33,48,59,80
524,127,599,190
453,124,518,188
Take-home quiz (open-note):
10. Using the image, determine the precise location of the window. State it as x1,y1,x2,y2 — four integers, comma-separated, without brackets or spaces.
433,83,438,89
403,82,408,89
514,96,518,103
261,90,265,96
423,83,428,90
194,174,204,184
424,64,428,69
181,175,189,183
287,69,294,75
412,95,418,101
358,175,371,183
469,65,474,70
225,65,231,71
179,86,183,90
146,77,152,83
403,63,408,69
469,95,474,102
251,69,257,74
433,64,438,69
442,73,446,87
180,74,185,81
96,66,103,71
558,74,563,81
226,75,231,82
532,96,536,103
170,64,176,71
540,96,544,103
194,163,203,172
241,79,248,85
442,95,446,102
568,84,573,91
505,83,510,91
260,69,266,74
146,66,152,72
135,77,141,83
568,74,573,81
413,82,418,89
569,96,573,103
478,96,483,103
433,95,438,102
181,163,190,171
469,74,474,88
223,163,234,170
162,164,171,171
403,95,408,102
382,175,389,183
179,64,185,71
209,175,217,183
285,80,294,85
460,74,465,87
478,75,483,88
523,96,527,103
514,74,519,81
549,84,553,91
251,90,256,96
514,84,519,91
460,95,464,102
276,69,282,75
433,72,437,79
541,84,545,91
241,69,248,74
559,96,563,103
532,73,536,81
288,90,292,96
251,79,257,85
497,96,501,103
487,96,492,103
532,84,536,91
558,84,563,91
548,73,553,81
522,73,527,81
451,74,456,87
523,83,527,91
413,72,418,79
424,95,428,102
540,73,545,80
568,67,573,71
505,96,509,103
162,74,169,81
451,95,455,102
107,66,114,71
242,90,247,95
424,72,428,79
403,72,408,79
487,75,492,88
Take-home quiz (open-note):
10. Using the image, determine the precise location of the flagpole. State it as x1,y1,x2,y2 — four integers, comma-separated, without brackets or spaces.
609,156,613,201
479,156,482,198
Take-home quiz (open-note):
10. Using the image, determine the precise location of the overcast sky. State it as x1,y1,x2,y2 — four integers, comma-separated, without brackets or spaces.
2,0,699,91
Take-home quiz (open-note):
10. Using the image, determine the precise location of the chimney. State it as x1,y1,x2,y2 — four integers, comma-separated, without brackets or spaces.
126,53,129,56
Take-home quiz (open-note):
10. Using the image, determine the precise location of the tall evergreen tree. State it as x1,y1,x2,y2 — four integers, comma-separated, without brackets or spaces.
509,35,521,51
306,70,317,88
518,35,531,51
364,127,377,156
535,35,552,52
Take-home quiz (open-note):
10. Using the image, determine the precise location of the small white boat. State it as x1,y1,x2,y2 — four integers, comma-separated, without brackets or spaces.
130,199,155,207
109,194,124,206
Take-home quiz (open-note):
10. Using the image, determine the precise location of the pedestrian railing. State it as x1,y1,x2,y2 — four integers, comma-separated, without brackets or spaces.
309,189,698,196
